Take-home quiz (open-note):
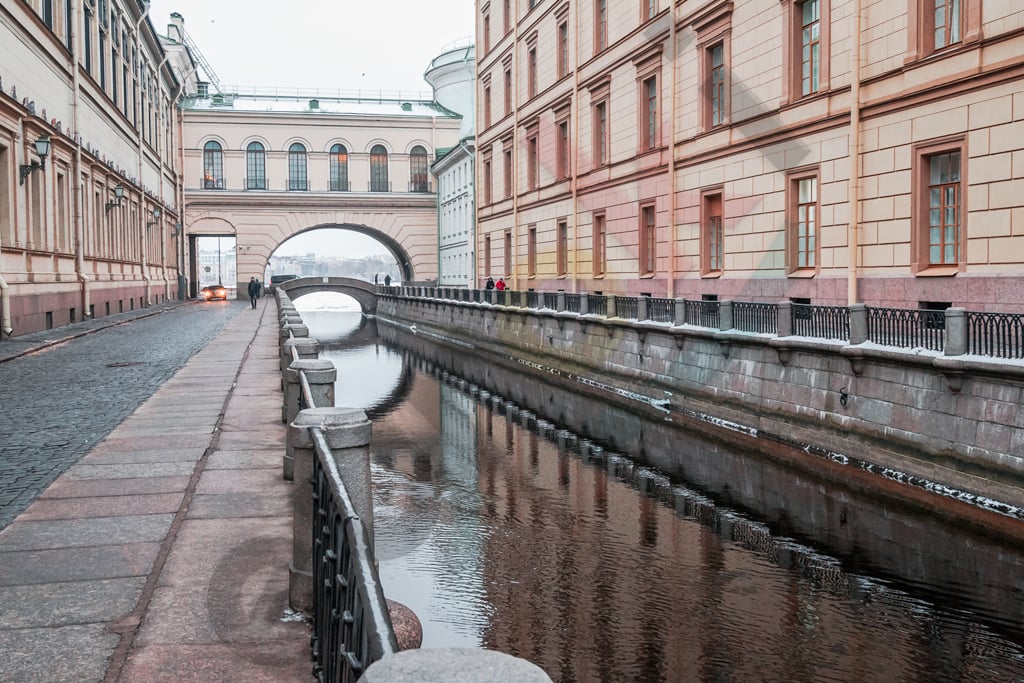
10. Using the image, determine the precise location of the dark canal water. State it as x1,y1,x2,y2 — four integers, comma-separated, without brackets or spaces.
297,304,1024,683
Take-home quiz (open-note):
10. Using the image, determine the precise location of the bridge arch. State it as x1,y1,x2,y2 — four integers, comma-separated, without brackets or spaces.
280,276,378,314
273,223,415,283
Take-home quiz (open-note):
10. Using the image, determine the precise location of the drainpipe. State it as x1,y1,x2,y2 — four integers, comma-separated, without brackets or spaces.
0,275,12,336
666,8,677,299
70,0,91,319
847,0,863,305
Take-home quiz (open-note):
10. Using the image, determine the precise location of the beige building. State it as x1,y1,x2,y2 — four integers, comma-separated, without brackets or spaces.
0,0,186,336
478,0,1024,310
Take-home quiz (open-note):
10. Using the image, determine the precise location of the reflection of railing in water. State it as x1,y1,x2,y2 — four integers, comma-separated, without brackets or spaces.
387,331,1024,646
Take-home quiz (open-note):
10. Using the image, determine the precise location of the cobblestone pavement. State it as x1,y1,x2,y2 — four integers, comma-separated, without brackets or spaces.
0,301,247,529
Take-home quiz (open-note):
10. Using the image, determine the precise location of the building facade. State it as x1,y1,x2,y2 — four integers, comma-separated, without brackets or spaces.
1,0,185,337
477,0,1024,310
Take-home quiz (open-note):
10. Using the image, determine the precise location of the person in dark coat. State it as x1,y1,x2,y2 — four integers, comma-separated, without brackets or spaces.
384,274,392,286
247,276,260,309
485,277,495,290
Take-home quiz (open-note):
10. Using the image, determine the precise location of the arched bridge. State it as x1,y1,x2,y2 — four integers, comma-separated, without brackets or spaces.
279,277,378,313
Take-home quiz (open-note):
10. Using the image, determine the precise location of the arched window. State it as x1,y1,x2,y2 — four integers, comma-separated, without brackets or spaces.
203,141,223,189
370,144,389,192
330,144,349,192
409,145,429,192
288,142,308,191
246,142,266,190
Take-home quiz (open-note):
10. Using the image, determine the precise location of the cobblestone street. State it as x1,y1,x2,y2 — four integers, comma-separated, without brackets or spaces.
0,302,246,530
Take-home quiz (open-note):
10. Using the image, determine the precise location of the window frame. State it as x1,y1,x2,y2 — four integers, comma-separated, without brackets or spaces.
246,141,266,190
370,144,390,192
504,65,513,117
556,218,568,276
911,137,967,275
555,115,570,180
642,0,657,23
593,211,606,277
638,70,660,153
693,4,732,132
528,224,538,277
526,123,539,190
701,187,724,276
527,43,538,99
595,0,608,54
409,145,430,193
557,20,569,79
504,230,513,277
329,143,349,192
202,140,223,189
483,77,492,128
780,0,831,104
288,142,308,191
639,201,657,276
906,0,981,63
503,140,514,198
483,151,493,205
786,167,821,276
592,97,609,168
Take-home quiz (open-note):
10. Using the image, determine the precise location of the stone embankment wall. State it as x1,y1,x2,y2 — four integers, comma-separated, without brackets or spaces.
376,293,1024,515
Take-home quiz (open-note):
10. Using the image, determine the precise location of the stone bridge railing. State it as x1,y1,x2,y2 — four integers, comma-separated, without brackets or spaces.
275,289,552,682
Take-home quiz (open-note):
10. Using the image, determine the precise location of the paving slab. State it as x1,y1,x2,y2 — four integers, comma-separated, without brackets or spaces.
0,624,119,683
0,577,145,628
194,468,289,496
66,462,197,480
0,543,162,585
41,476,191,499
77,447,206,465
17,492,185,521
187,493,291,519
117,642,310,683
206,449,282,470
0,514,174,550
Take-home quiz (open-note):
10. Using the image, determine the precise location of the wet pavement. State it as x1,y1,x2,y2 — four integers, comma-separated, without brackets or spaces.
0,298,309,681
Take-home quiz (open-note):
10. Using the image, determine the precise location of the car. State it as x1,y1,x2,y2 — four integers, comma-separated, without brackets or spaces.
202,284,228,301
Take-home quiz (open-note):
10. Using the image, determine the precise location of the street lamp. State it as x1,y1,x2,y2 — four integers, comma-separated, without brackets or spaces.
105,184,125,213
146,207,162,227
19,134,51,185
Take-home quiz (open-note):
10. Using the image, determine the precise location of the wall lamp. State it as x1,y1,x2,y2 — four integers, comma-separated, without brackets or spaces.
146,207,162,227
19,134,51,185
105,184,125,213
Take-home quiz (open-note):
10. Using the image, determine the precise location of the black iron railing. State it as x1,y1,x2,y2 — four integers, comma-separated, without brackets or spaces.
541,292,558,309
684,299,721,328
587,294,608,317
495,290,507,305
564,293,581,313
867,306,945,352
310,428,397,683
792,304,850,340
526,291,540,308
967,311,1024,359
733,302,778,333
617,297,639,319
647,297,674,323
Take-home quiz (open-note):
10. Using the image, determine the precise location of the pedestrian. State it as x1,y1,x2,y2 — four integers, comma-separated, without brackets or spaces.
495,278,506,291
247,276,260,309
384,274,391,287
485,277,495,290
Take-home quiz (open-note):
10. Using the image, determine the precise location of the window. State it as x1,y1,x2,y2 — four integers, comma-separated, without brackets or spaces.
639,203,656,275
556,118,570,179
98,30,106,89
709,44,726,127
84,10,93,74
330,143,349,191
593,212,606,276
370,144,389,192
593,99,609,166
781,0,830,103
642,0,657,22
907,0,980,60
528,46,538,98
504,67,513,116
485,234,492,276
43,0,54,29
483,12,491,52
595,0,608,53
640,74,658,152
528,225,537,276
409,145,429,192
701,189,724,275
557,219,568,276
484,84,492,127
504,0,511,34
526,128,539,189
288,143,308,191
246,142,266,189
787,169,819,273
504,230,513,276
483,154,493,204
504,145,513,198
558,21,569,79
912,140,966,272
202,141,223,189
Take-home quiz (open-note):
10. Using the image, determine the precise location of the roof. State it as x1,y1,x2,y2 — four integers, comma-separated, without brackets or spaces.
181,90,459,118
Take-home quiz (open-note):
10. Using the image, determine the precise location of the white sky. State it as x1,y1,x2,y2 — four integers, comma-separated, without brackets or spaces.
149,0,475,94
150,0,474,259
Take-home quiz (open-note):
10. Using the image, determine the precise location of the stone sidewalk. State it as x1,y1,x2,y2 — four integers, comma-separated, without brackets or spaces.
0,297,310,681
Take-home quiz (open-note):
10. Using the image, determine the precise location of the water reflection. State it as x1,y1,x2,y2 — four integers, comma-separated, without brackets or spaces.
300,310,1024,682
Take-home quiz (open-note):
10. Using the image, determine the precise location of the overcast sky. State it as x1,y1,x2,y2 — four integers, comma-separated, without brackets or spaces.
149,0,475,94
151,1,475,258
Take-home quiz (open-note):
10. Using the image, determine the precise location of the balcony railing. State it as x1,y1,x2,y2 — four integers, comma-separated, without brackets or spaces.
408,180,433,193
369,180,391,192
330,179,352,192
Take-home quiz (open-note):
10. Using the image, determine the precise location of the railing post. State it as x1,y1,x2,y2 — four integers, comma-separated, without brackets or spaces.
944,307,967,356
281,337,319,372
720,300,734,331
637,295,648,321
606,295,617,318
579,293,590,316
557,290,566,312
849,303,868,345
282,359,336,481
777,301,793,337
288,407,373,613
279,322,309,346
674,298,686,325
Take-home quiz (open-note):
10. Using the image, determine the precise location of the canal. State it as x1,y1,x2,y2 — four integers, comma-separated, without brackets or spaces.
297,302,1024,682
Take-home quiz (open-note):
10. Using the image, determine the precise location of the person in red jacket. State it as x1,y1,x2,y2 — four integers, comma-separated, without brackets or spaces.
495,278,506,291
